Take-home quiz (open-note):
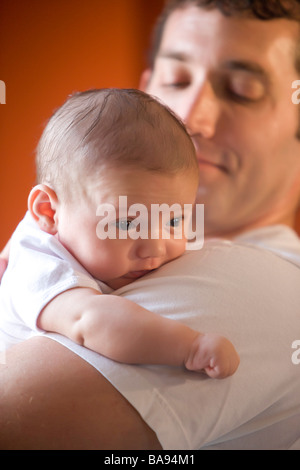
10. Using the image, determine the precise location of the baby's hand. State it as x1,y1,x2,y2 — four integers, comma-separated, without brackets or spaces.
185,333,240,379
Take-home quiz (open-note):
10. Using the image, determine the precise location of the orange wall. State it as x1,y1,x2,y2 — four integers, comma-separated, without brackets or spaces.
1,0,299,247
0,0,164,247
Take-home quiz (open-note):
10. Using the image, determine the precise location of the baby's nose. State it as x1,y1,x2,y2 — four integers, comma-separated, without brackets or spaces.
136,237,166,264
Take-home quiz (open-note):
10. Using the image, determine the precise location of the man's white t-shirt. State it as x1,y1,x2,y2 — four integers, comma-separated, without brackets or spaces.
1,213,300,450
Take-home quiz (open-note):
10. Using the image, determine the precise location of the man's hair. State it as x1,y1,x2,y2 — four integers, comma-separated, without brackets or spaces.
149,0,300,70
36,88,198,202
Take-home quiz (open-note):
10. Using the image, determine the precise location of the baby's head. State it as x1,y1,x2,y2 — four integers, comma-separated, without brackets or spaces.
36,88,198,203
30,89,200,288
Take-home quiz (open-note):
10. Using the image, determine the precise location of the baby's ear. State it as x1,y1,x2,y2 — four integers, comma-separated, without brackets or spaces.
28,184,59,235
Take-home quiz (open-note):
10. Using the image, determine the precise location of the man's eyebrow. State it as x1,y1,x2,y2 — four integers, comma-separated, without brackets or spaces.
222,60,267,77
157,52,267,78
157,50,190,62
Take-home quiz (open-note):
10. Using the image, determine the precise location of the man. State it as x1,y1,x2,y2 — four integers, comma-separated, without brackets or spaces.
1,0,300,449
142,0,300,238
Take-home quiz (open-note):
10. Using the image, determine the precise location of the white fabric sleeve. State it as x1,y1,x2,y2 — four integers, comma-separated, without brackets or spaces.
0,213,104,348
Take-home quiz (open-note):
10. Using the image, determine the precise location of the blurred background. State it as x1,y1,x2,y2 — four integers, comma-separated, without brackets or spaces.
0,0,299,249
0,0,165,247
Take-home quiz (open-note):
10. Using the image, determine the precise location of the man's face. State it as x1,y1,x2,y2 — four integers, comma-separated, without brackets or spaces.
145,6,300,237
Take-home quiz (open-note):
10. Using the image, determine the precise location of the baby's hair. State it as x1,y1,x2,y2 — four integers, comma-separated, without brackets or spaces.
36,88,198,202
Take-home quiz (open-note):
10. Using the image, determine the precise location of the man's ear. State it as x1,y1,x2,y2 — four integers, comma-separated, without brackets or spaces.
139,69,152,91
28,184,59,235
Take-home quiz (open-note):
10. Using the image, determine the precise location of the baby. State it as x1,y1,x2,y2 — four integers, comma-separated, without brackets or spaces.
0,88,239,378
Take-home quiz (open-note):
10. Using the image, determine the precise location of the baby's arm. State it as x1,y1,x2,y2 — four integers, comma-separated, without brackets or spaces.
38,287,239,378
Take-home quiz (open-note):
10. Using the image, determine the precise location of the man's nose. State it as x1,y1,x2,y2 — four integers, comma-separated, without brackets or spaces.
184,80,220,139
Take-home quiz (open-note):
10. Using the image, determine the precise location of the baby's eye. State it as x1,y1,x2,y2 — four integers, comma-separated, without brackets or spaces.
116,219,135,231
167,217,182,228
